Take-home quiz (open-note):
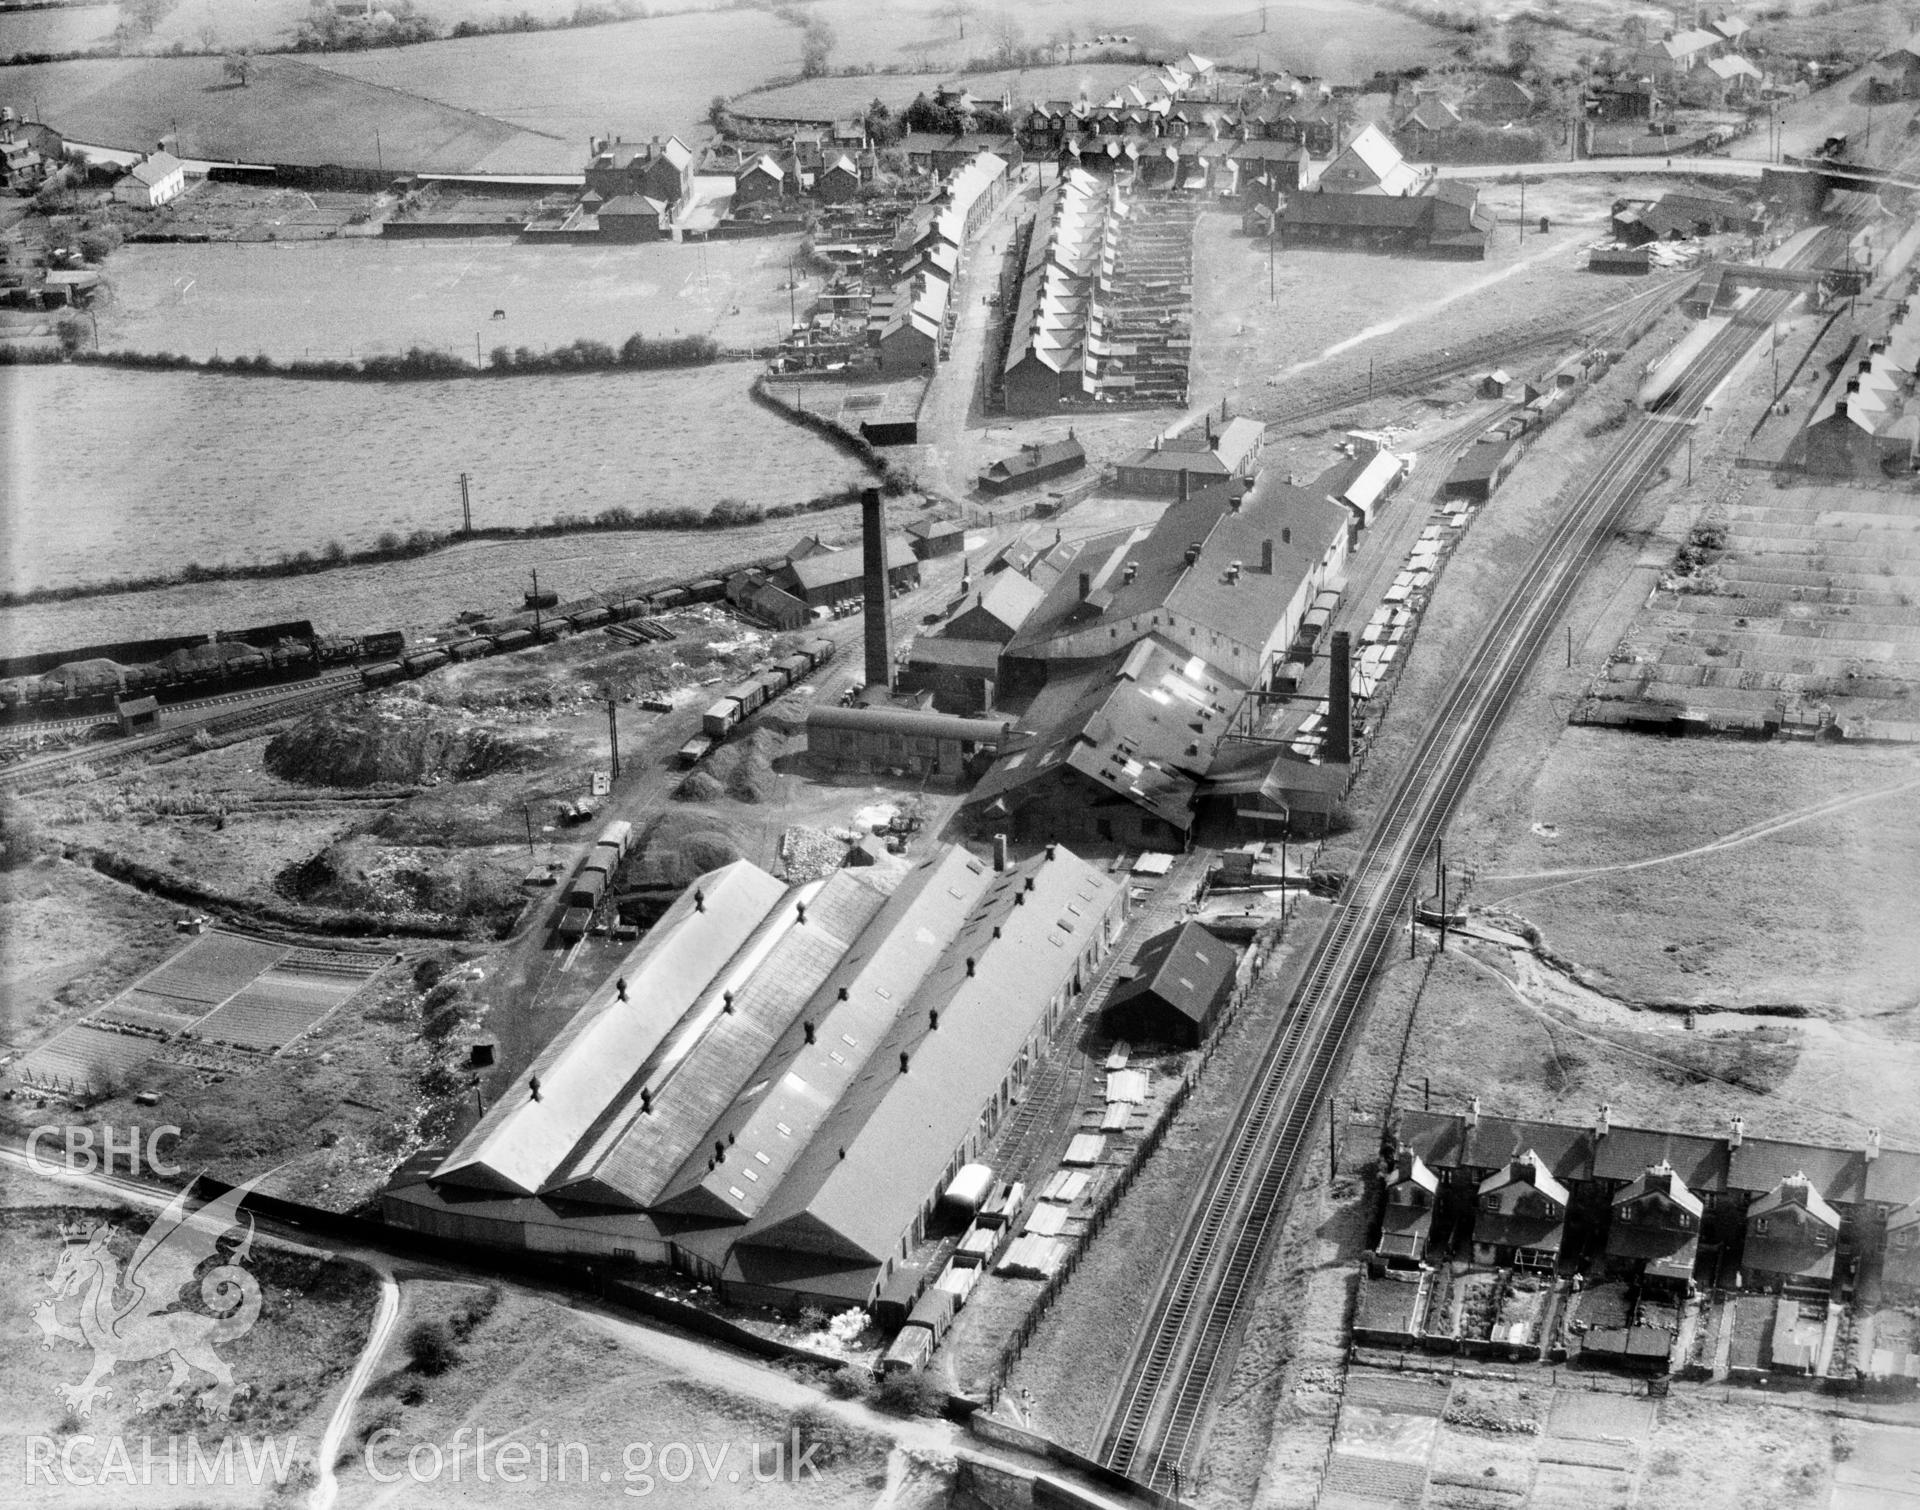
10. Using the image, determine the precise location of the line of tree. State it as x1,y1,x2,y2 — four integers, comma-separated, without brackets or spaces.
6,333,722,379
0,485,875,612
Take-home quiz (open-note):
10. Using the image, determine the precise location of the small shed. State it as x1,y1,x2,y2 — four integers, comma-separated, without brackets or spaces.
1102,922,1235,1048
115,695,160,733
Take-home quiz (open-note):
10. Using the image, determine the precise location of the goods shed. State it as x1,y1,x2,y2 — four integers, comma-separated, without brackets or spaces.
804,705,1008,783
1101,921,1235,1048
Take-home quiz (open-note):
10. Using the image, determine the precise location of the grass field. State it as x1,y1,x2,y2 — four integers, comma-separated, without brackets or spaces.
318,7,796,148
0,0,739,58
0,52,571,172
3,361,868,593
733,62,1150,120
101,231,812,361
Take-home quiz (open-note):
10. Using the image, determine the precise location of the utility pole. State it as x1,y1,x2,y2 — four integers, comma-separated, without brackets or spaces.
1368,356,1374,401
375,127,383,176
1519,175,1526,242
531,567,543,639
475,332,483,368
523,803,536,860
1268,216,1275,303
605,695,621,780
459,471,472,534
1566,623,1573,668
788,258,797,329
1328,1107,1338,1178
1686,433,1694,486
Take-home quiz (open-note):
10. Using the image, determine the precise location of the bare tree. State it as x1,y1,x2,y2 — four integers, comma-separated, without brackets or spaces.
987,8,1022,66
937,0,972,40
222,50,253,87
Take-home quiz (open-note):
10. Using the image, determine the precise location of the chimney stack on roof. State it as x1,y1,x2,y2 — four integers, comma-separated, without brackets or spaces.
694,888,705,913
1868,1127,1883,1163
1466,1095,1480,1129
1597,1102,1611,1138
1261,538,1275,574
1079,570,1093,601
993,834,1009,872
1184,542,1202,567
1730,1114,1745,1149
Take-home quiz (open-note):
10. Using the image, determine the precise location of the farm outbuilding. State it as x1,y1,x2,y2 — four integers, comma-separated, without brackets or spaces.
906,517,967,560
114,151,186,209
1101,921,1234,1048
597,195,667,241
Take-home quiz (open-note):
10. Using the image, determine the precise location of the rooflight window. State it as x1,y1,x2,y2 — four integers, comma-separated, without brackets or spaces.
829,1051,847,1065
842,1033,858,1046
876,987,892,999
742,1167,759,1182
776,1122,793,1137
755,1151,771,1165
728,1186,747,1201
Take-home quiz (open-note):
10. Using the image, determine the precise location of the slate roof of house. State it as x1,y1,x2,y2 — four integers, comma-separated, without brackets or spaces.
1611,1161,1706,1218
951,570,1046,637
598,195,667,217
1316,123,1422,195
1105,921,1234,1029
129,152,182,186
983,436,1086,482
781,539,917,590
1663,27,1723,60
1401,100,1464,132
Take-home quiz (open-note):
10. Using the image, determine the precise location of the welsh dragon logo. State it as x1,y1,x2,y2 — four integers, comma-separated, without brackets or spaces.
34,1179,265,1419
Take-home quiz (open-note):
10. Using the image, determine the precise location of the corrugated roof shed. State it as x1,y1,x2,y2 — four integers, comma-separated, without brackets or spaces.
1103,920,1234,1032
432,860,787,1195
544,871,891,1208
654,846,997,1222
735,844,1119,1264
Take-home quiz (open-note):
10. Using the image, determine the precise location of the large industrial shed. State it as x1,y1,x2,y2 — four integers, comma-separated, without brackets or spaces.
804,705,1008,783
383,843,1125,1313
1102,921,1234,1047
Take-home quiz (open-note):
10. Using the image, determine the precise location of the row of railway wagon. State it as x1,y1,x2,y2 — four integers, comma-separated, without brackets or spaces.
558,819,635,942
678,635,837,767
0,576,739,720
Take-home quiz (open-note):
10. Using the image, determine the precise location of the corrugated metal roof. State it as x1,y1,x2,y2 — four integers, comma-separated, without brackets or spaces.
806,705,1009,742
432,860,786,1195
543,871,890,1208
1104,921,1234,1030
740,845,1121,1263
653,846,996,1222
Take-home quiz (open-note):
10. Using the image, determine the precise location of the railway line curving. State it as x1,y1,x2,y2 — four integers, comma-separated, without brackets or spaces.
1092,227,1843,1495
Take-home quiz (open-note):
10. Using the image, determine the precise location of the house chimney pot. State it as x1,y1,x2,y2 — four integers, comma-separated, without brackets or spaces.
1124,560,1139,584
899,1051,910,1074
529,1075,543,1103
804,1020,816,1043
723,989,735,1014
930,1009,939,1030
966,956,976,977
1185,543,1201,567
641,1087,653,1114
1729,1115,1744,1148
694,887,705,913
795,900,807,925
1868,1127,1883,1162
1597,1102,1611,1137
1044,842,1056,861
1465,1095,1480,1129
838,986,849,1000
993,834,1009,871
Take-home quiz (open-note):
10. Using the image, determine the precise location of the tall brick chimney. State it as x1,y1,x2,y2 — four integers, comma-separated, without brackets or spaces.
1327,630,1352,765
861,487,893,691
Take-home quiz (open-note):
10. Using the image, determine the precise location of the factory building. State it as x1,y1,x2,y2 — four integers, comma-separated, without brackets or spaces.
384,844,1124,1311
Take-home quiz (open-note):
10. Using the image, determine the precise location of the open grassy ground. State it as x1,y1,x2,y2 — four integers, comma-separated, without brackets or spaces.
0,1204,380,1504
0,496,869,652
2,361,869,594
318,7,794,148
337,1281,897,1509
0,53,571,172
0,0,737,59
790,0,1453,78
100,231,812,361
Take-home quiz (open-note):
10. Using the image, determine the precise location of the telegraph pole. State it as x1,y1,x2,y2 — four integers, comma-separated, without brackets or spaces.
531,567,543,638
523,803,536,860
1518,175,1526,242
606,696,621,780
459,472,472,534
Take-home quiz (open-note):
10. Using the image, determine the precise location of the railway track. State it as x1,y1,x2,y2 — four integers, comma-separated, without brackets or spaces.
1263,277,1692,429
1093,227,1843,1496
0,672,369,746
0,672,368,789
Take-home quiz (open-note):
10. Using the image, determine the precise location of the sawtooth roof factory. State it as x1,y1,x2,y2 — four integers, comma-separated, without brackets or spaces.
385,841,1125,1311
